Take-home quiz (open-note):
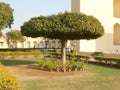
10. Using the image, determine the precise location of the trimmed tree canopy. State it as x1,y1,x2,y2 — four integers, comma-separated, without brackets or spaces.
21,12,104,40
21,12,105,66
0,2,13,31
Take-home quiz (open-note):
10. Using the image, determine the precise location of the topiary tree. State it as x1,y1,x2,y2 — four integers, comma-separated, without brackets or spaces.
21,12,104,65
0,2,13,36
6,30,25,48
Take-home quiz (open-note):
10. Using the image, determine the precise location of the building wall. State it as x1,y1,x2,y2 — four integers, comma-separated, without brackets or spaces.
71,0,120,54
71,0,80,13
0,36,62,49
114,0,120,18
0,35,8,48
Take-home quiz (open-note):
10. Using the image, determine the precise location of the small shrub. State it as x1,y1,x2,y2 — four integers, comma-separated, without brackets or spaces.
38,59,46,69
0,52,10,59
94,56,120,67
49,52,61,58
75,54,91,62
0,63,22,90
66,53,75,60
38,58,85,72
66,60,74,72
116,59,120,67
0,50,41,59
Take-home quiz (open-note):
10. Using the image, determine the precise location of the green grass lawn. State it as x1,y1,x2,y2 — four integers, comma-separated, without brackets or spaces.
22,64,120,90
0,58,38,66
0,59,120,90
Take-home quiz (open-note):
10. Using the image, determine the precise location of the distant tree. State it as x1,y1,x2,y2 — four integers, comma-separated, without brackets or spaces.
0,2,14,36
6,30,25,48
21,12,104,65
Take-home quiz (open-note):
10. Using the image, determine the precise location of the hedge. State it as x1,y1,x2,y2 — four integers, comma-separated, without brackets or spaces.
0,63,22,90
45,52,91,62
66,54,91,62
94,56,120,67
0,50,41,59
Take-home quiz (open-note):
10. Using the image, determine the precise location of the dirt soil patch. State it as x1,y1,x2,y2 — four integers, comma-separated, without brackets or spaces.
6,64,91,81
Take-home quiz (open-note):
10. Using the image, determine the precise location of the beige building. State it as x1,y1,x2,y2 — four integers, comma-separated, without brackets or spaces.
71,0,120,54
1,0,120,54
0,35,8,48
0,35,62,49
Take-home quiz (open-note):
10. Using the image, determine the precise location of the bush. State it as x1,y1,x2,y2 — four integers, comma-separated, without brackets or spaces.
75,54,91,62
94,56,120,67
0,50,41,59
0,63,22,90
0,48,39,52
38,58,85,72
0,52,10,59
66,53,91,62
45,52,91,62
48,52,61,58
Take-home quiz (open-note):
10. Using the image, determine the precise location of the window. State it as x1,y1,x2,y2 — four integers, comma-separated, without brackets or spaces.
33,41,37,48
13,42,17,48
20,41,24,48
27,41,31,48
114,23,120,45
39,41,44,48
0,42,4,46
57,40,61,48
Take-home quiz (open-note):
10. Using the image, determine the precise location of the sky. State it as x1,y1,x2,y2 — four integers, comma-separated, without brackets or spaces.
1,0,71,34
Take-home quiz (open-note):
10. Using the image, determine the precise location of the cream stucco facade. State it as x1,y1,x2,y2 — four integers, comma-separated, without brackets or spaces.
0,35,63,49
71,0,120,54
1,0,120,54
0,35,8,48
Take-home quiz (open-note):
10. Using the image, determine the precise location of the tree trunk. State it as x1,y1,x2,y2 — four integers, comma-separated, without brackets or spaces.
61,39,67,65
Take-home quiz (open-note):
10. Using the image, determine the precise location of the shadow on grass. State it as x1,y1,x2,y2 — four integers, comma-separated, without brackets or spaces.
0,59,37,66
